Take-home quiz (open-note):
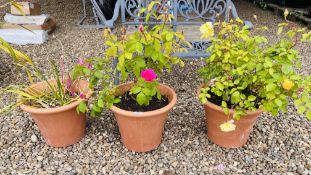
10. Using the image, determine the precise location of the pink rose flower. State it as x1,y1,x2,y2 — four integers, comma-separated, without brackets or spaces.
85,62,92,69
77,58,92,69
141,69,157,82
80,93,86,99
77,58,85,66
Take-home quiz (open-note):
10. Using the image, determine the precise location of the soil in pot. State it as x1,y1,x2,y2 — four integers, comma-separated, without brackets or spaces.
206,89,262,109
114,92,169,112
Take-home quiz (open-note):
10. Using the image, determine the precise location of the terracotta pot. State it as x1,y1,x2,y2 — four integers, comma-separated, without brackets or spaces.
20,79,92,147
111,82,177,152
197,85,263,148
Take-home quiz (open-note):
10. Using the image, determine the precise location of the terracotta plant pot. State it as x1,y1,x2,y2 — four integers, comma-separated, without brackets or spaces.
20,79,92,147
197,85,263,148
111,82,177,152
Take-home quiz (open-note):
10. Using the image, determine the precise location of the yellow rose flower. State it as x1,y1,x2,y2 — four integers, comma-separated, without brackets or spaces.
282,79,294,90
219,120,236,132
200,22,214,39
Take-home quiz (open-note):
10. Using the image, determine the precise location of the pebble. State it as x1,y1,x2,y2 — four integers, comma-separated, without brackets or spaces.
31,134,38,143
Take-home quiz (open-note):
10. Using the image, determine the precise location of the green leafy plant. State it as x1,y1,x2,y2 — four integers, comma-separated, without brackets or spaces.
71,57,116,116
72,1,189,116
102,1,189,106
199,16,311,131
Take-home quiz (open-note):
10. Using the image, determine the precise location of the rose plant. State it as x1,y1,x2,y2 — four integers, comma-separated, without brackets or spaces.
198,15,311,147
77,1,190,152
71,56,117,117
94,1,190,108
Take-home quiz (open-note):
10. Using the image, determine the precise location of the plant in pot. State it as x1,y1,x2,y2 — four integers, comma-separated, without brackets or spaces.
198,17,311,148
81,2,190,152
0,57,93,147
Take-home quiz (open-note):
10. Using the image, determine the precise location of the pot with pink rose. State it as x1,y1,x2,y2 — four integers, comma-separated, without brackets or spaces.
111,80,177,152
95,9,190,152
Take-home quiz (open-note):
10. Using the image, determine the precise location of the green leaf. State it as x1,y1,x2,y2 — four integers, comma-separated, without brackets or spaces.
94,71,104,78
271,109,278,116
114,98,121,104
281,64,292,74
294,99,302,106
301,93,309,103
106,46,117,57
166,33,174,41
125,52,132,59
256,64,263,71
201,97,207,104
215,82,224,91
290,75,301,80
98,99,104,108
297,106,306,114
136,43,143,53
142,88,151,95
131,86,141,94
248,95,256,101
221,101,227,108
210,54,216,61
274,98,283,107
264,60,273,68
224,108,229,115
93,105,101,112
146,13,151,22
78,102,87,113
136,58,146,68
136,92,146,106
266,83,277,92
83,68,91,76
156,89,162,100
306,110,311,120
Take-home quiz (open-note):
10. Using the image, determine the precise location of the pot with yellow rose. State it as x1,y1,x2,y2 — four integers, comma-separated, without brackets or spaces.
197,18,311,148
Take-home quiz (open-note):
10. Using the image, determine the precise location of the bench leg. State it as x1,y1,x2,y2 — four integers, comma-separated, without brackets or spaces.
77,0,121,29
105,0,121,28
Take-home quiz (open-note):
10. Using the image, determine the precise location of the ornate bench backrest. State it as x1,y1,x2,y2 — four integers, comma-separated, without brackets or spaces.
120,0,231,25
174,0,230,25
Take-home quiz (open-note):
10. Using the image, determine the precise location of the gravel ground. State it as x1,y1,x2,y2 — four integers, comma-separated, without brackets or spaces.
0,0,311,174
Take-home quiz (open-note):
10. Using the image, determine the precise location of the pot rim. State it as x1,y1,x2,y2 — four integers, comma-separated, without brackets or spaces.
197,84,263,115
110,82,177,118
20,79,92,114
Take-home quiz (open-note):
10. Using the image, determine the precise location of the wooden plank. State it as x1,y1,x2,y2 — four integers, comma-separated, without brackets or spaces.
127,25,211,42
266,3,311,29
176,25,210,42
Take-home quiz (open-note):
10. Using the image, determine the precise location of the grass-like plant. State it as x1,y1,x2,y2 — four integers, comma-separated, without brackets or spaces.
0,57,90,113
